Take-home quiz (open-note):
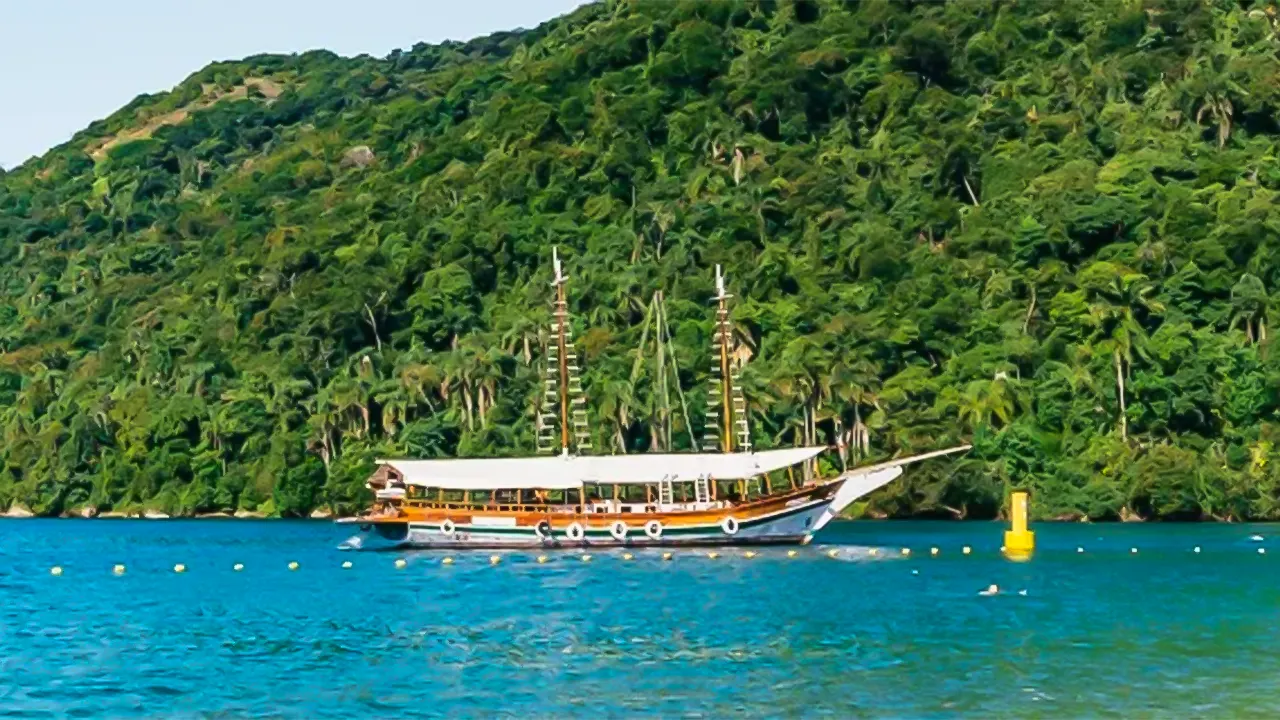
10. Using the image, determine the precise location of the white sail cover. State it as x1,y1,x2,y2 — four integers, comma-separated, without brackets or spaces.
378,446,827,491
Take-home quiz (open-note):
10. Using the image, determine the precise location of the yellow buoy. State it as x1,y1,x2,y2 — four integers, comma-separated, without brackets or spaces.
743,551,757,559
340,561,352,569
707,552,720,559
173,563,186,574
962,546,971,555
233,563,245,571
827,549,840,558
536,555,548,564
288,561,299,570
489,555,501,565
442,557,455,565
394,558,407,569
930,547,939,556
662,552,674,561
581,554,593,562
1003,490,1035,555
622,553,634,561
113,564,126,575
901,548,911,556
787,550,798,558
50,566,63,576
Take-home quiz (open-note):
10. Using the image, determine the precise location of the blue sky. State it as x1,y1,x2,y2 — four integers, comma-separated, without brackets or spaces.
0,0,587,169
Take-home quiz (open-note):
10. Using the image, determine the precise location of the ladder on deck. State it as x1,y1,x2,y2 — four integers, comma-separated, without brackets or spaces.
693,475,711,504
658,477,674,506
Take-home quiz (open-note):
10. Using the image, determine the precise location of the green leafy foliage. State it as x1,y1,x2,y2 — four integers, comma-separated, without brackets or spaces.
5,0,1280,520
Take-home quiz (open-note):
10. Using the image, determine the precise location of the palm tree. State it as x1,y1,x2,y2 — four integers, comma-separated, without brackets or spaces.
1231,273,1268,344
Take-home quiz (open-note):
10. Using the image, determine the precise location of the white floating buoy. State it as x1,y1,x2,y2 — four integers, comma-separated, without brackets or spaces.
288,561,299,571
340,561,352,569
1077,547,1084,554
911,569,919,575
233,563,244,571
489,555,501,565
442,557,455,565
661,552,674,561
1259,548,1267,555
1193,546,1201,554
930,547,939,556
868,548,879,556
622,553,634,561
827,549,840,558
1018,589,1028,596
1250,535,1264,542
50,566,63,576
706,552,720,560
1130,548,1138,554
979,584,999,596
173,563,186,574
113,564,126,575
536,555,548,564
786,550,798,558
581,554,593,563
901,548,911,556
962,546,971,555
394,558,407,569
743,551,757,559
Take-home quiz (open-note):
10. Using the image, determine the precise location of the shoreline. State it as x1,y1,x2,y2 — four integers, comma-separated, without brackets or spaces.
3,512,1278,524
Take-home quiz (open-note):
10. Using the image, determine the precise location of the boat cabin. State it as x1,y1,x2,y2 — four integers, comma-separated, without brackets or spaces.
368,447,826,516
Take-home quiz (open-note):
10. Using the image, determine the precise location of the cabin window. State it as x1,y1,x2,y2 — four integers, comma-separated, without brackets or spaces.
619,485,646,503
495,489,518,504
442,490,464,504
471,491,492,504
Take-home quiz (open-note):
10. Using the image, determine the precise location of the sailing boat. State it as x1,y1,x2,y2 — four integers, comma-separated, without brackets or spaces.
340,250,968,548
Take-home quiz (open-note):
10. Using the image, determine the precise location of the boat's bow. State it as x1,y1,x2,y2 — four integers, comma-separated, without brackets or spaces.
810,445,972,534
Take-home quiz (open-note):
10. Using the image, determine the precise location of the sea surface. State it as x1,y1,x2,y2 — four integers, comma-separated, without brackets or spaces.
1,519,1277,718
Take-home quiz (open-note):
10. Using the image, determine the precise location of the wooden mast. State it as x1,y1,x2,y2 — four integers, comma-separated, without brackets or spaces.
553,247,570,456
715,265,733,454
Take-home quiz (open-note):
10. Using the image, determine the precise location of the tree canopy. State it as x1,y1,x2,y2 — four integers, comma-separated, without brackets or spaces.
5,0,1280,520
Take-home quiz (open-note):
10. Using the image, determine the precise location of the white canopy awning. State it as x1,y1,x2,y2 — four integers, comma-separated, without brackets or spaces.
377,446,827,491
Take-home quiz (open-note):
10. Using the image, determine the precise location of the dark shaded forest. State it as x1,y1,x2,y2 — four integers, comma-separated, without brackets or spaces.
4,0,1280,520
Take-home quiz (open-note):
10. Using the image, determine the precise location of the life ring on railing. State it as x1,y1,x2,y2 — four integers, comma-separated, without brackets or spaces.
440,519,456,535
645,520,663,540
566,522,585,542
534,520,553,541
610,521,629,541
721,516,740,536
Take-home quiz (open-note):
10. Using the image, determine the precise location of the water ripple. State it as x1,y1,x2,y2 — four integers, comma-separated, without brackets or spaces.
3,519,1280,716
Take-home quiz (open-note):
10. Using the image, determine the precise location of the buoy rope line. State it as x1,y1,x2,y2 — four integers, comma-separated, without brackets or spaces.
45,545,1266,575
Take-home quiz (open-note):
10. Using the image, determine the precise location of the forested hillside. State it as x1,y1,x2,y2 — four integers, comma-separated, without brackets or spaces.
5,0,1280,519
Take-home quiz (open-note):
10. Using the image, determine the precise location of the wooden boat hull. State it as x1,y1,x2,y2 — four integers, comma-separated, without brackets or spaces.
350,495,831,549
337,467,919,549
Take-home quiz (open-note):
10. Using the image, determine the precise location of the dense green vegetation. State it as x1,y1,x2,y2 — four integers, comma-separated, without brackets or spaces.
6,0,1280,519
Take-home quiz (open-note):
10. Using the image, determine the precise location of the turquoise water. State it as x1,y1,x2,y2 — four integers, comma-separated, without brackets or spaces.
2,520,1277,718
